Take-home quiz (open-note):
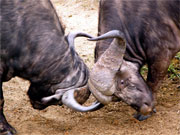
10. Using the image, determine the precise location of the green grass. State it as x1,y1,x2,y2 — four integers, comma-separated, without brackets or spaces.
168,63,180,79
168,52,180,80
175,52,180,60
140,65,148,79
140,52,180,80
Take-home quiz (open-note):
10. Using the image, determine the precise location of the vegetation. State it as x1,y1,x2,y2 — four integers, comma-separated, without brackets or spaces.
168,52,180,80
141,52,180,80
175,52,180,60
140,65,148,79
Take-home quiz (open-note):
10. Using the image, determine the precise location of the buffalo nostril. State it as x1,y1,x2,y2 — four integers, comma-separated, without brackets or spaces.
144,102,150,106
140,103,152,115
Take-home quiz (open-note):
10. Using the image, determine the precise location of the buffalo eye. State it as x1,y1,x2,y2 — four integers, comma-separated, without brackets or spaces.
120,80,124,85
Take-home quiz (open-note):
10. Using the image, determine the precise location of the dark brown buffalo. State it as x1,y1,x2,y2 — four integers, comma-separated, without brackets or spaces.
0,0,103,134
88,0,180,120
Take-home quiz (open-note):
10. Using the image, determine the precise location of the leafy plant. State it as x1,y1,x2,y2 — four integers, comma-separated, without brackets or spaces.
168,52,180,80
168,63,180,79
175,52,180,60
140,65,148,80
140,52,180,80
140,65,148,75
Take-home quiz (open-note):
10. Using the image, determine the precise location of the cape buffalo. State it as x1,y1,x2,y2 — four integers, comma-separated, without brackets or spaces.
88,0,180,120
0,0,103,134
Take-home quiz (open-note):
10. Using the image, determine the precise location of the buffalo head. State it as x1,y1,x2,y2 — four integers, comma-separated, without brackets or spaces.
88,30,154,115
28,32,103,112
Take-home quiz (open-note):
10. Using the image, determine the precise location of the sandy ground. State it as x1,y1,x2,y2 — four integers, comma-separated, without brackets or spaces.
3,0,180,135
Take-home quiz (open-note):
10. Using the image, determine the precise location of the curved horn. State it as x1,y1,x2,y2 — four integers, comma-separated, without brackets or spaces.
67,32,93,49
62,89,104,112
42,86,104,112
66,31,94,58
88,30,126,104
61,32,104,111
88,30,125,41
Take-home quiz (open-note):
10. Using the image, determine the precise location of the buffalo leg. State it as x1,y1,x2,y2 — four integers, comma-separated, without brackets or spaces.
147,59,171,98
0,79,16,135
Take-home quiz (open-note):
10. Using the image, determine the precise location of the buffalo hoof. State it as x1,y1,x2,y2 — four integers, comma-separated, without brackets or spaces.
134,108,156,121
0,124,17,135
1,131,15,135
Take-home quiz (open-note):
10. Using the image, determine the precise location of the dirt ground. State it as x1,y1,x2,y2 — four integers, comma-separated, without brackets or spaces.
3,0,180,135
